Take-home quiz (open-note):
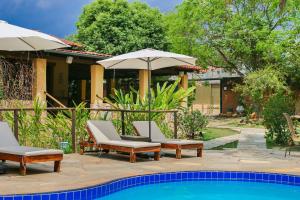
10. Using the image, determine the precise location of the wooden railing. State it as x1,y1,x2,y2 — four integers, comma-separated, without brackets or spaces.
0,108,178,153
45,92,67,108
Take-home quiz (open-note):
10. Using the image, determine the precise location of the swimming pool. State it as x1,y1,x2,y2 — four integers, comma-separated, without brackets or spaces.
99,181,300,200
2,171,300,200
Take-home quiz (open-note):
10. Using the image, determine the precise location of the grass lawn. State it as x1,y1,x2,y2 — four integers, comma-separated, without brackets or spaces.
198,127,240,141
210,141,239,150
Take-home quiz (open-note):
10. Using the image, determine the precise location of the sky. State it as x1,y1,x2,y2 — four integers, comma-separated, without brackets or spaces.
0,0,182,38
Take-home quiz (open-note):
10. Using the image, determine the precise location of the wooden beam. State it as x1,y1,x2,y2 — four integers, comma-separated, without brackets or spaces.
32,58,47,103
110,79,116,96
81,80,87,101
179,74,188,108
90,64,104,108
139,69,150,99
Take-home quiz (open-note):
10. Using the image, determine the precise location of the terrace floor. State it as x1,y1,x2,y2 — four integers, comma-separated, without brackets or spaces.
1,147,300,195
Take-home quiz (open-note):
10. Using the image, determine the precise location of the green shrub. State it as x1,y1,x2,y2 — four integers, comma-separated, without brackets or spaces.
263,93,295,145
234,67,289,116
178,110,208,139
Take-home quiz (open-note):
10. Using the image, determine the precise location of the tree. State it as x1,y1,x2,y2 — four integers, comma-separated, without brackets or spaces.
72,0,168,55
234,67,290,115
165,0,300,74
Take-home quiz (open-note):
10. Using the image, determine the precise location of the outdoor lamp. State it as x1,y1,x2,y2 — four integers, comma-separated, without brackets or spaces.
66,56,73,64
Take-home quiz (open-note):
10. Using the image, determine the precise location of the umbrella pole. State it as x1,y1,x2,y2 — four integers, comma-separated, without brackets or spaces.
147,58,151,141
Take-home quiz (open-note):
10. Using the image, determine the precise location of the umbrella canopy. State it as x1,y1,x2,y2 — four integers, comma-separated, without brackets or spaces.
97,48,196,70
98,48,197,141
0,20,68,51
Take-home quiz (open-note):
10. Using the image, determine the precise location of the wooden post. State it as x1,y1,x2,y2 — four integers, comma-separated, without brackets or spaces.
71,109,76,153
139,69,149,99
179,73,188,108
13,110,19,141
90,64,104,108
32,58,47,103
121,111,125,135
173,111,178,139
81,80,87,101
110,79,116,96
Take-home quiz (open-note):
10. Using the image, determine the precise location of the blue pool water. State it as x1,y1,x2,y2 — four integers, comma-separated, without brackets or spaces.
98,181,300,200
2,171,300,200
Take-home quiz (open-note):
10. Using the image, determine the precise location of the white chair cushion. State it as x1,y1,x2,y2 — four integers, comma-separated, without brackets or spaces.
152,139,203,145
0,146,63,156
101,140,160,148
87,121,110,144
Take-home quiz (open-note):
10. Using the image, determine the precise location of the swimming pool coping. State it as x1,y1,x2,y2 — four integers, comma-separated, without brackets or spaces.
1,171,300,200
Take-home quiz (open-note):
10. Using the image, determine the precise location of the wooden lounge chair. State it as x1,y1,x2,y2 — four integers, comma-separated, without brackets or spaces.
283,113,300,157
0,122,63,175
80,120,161,163
133,121,204,159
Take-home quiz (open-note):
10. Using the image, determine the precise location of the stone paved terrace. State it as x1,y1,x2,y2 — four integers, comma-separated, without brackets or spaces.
0,147,300,195
204,134,240,149
238,128,266,150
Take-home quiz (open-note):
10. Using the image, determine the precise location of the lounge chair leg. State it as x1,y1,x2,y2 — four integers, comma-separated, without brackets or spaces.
197,148,203,157
80,144,85,155
176,148,182,159
130,152,136,163
2,160,5,163
154,152,160,161
285,148,288,157
103,149,110,154
54,161,61,172
20,161,26,176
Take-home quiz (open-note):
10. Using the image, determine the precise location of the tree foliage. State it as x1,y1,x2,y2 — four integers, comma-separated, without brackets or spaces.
234,67,290,113
165,0,300,74
72,0,168,55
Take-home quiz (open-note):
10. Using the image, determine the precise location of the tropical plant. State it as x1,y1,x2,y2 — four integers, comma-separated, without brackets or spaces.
71,0,168,55
2,100,92,153
178,110,208,139
104,79,196,136
263,92,295,145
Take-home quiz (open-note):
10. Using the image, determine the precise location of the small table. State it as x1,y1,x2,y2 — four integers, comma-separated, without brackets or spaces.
120,135,150,142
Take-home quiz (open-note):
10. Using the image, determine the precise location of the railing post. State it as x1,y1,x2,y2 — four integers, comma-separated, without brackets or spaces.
13,110,19,141
121,111,125,135
71,109,76,153
174,111,178,139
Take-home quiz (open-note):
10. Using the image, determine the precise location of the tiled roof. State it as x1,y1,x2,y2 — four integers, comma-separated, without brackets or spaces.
57,38,83,48
50,48,111,58
176,65,218,73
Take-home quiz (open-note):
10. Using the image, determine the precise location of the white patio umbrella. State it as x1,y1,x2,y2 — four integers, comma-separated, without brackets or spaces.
98,48,197,140
0,20,68,51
